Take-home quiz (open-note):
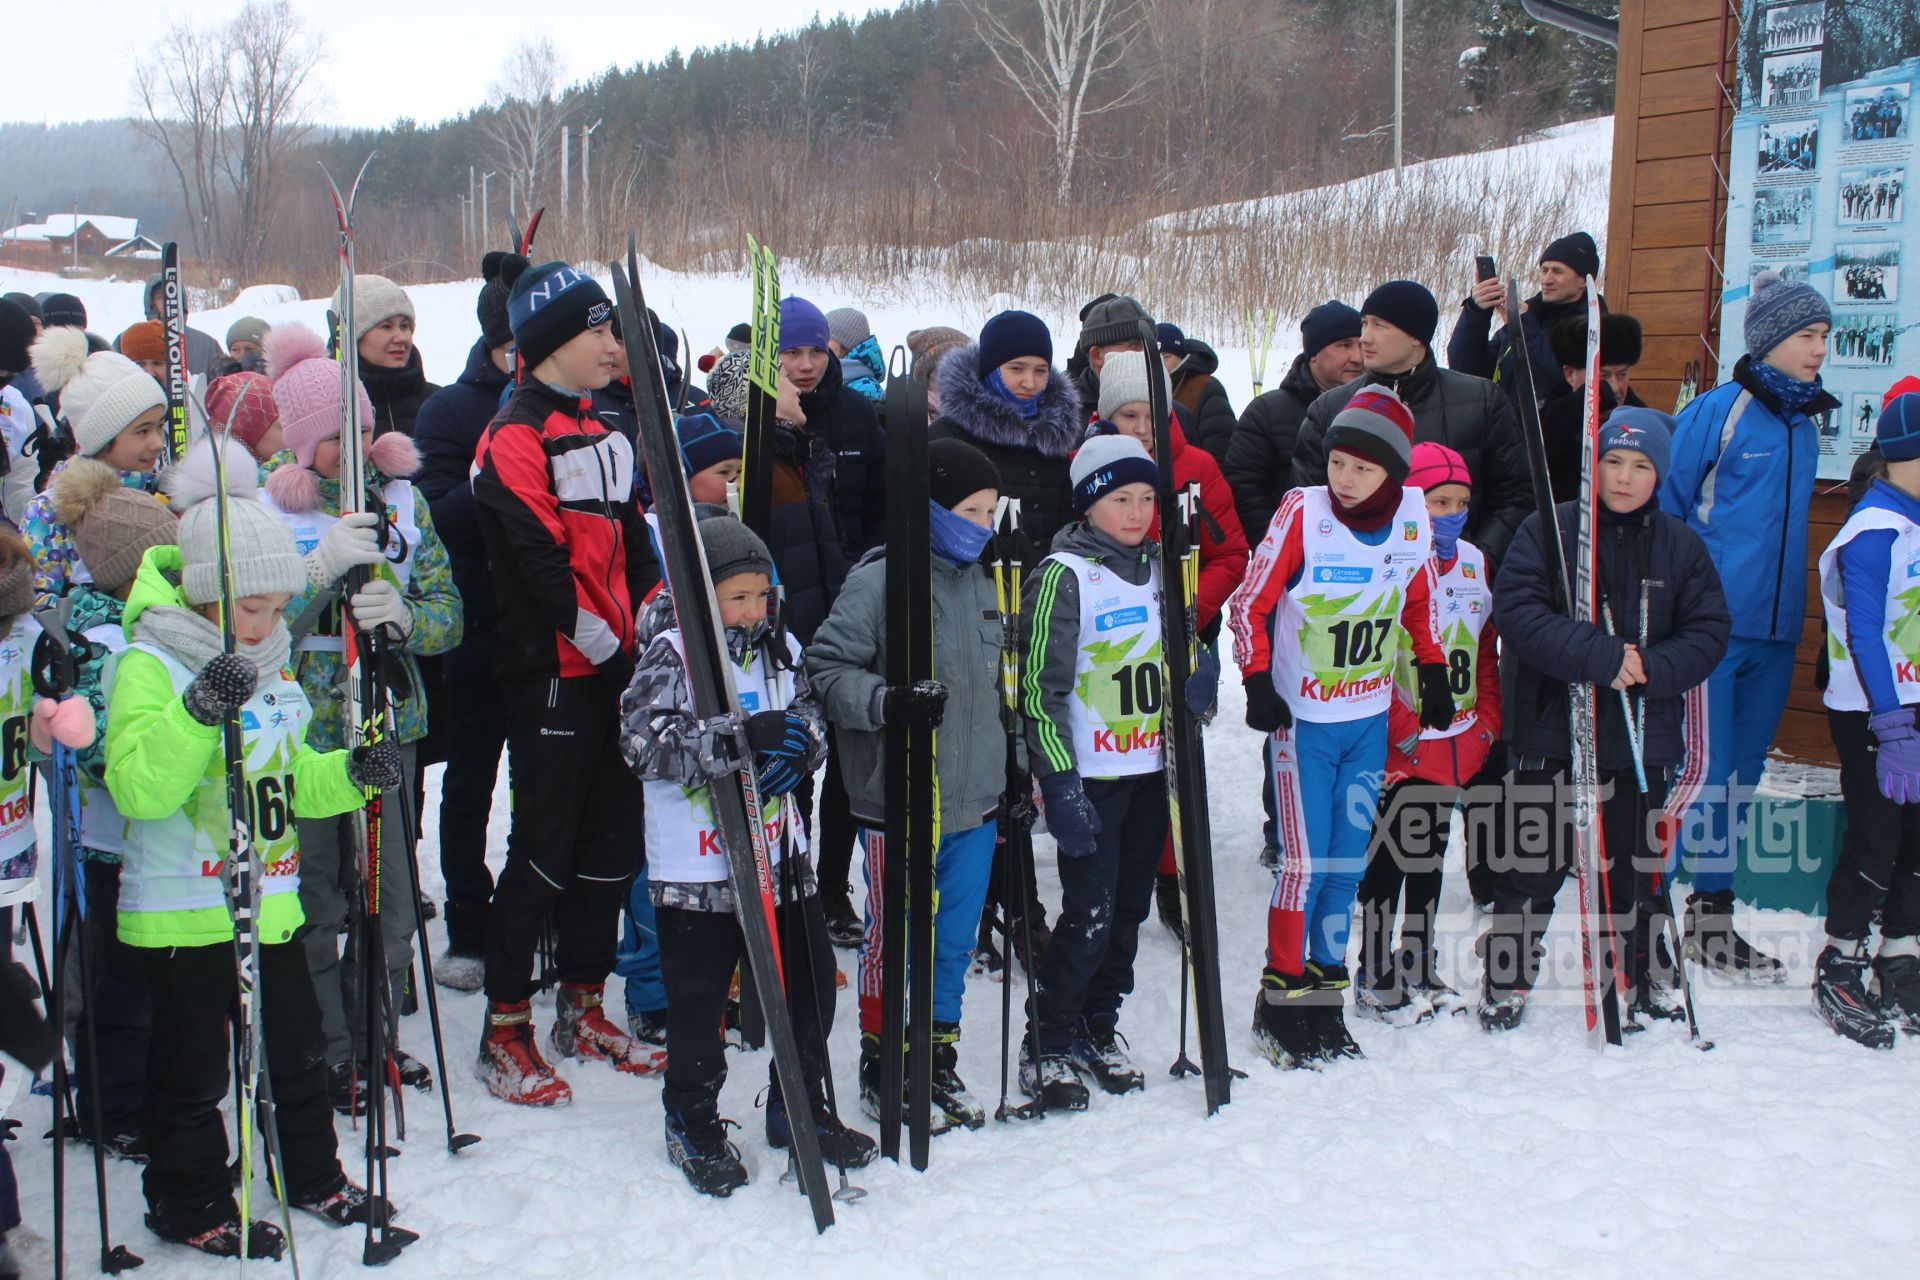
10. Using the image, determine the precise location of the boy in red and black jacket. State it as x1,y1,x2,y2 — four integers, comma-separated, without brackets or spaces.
472,260,663,1105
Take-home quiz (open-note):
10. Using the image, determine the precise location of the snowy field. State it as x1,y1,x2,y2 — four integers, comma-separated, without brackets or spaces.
3,114,1917,1277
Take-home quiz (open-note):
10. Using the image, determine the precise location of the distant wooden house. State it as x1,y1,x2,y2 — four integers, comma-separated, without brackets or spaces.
0,213,144,268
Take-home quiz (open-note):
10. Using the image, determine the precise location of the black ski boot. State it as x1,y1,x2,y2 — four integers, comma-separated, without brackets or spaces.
1154,872,1185,943
147,1212,285,1260
392,1047,433,1091
627,1007,668,1046
1353,951,1430,1028
1008,909,1051,973
1404,946,1467,1016
1019,1035,1090,1111
664,1103,749,1198
1477,985,1529,1033
293,1178,408,1234
767,1085,879,1169
1626,985,1688,1031
972,909,1005,978
1067,1023,1145,1095
1303,962,1363,1062
931,1021,985,1129
856,1032,952,1133
1814,942,1894,1049
327,1061,367,1117
1685,889,1784,982
1251,970,1319,1070
1873,940,1920,1035
822,891,864,950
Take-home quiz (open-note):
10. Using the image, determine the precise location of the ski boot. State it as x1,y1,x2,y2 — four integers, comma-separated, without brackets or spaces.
664,1103,748,1198
627,1006,669,1046
972,910,1006,979
1872,938,1920,1035
1251,969,1319,1070
1477,986,1529,1033
931,1021,986,1129
476,1001,573,1105
1019,1035,1091,1111
822,891,864,951
1685,889,1784,982
1258,840,1280,873
1154,872,1185,943
766,1085,879,1169
1353,953,1431,1028
1303,962,1364,1062
1626,984,1688,1031
551,982,668,1076
1404,947,1468,1016
1008,909,1051,973
147,1212,285,1260
1067,1023,1145,1095
393,1047,433,1091
1813,942,1895,1049
293,1178,408,1236
855,1033,952,1133
326,1061,367,1117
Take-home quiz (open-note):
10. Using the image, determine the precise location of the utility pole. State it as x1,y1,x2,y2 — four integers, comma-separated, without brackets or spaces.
480,171,498,249
1393,0,1404,185
581,119,603,235
561,127,571,232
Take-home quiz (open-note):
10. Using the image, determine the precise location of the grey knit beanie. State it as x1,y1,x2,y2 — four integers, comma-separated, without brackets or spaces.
1744,269,1831,360
334,274,415,345
225,316,271,352
1070,433,1158,514
1075,294,1151,354
698,514,773,586
1096,350,1169,419
826,307,871,351
167,437,307,605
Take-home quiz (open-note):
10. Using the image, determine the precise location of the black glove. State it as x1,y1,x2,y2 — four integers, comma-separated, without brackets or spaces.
746,709,812,797
598,653,636,698
1417,662,1457,733
347,741,405,792
1243,672,1291,734
183,653,257,726
882,679,950,730
1185,644,1221,718
1039,769,1101,858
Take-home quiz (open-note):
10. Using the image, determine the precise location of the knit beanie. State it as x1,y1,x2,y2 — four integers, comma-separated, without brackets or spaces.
226,316,271,352
2,293,39,323
49,457,178,593
0,300,32,374
778,297,830,354
1301,300,1363,359
1096,349,1170,419
1745,269,1832,360
508,261,612,374
1070,433,1158,514
910,326,971,381
167,436,306,605
206,371,279,452
706,351,750,421
118,320,166,366
699,513,772,585
1325,386,1416,481
1549,313,1645,370
265,323,374,468
1539,231,1601,280
1599,406,1674,480
336,274,414,344
1075,294,1151,354
1155,322,1188,359
1405,441,1472,494
928,438,1002,510
1876,393,1920,463
725,322,752,353
41,294,87,330
826,307,871,352
976,310,1052,380
1360,281,1439,349
30,328,166,456
477,251,527,351
677,411,743,477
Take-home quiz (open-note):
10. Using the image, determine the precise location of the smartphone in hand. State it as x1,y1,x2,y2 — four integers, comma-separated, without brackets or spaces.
1475,254,1497,283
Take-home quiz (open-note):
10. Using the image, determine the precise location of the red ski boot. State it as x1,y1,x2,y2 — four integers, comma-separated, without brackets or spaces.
551,983,668,1076
476,1001,572,1106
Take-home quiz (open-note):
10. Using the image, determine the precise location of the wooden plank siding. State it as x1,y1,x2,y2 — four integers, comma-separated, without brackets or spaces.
1606,1,1841,764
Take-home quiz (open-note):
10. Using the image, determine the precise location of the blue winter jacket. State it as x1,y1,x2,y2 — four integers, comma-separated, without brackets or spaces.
1659,355,1840,643
413,337,511,683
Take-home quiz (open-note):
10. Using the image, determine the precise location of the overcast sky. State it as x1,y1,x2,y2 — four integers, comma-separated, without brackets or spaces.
4,0,902,129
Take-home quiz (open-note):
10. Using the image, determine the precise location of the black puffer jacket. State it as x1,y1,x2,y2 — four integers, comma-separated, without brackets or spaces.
796,352,887,558
413,337,509,683
1171,338,1237,467
1225,351,1327,543
1536,380,1647,504
361,348,438,438
927,344,1086,566
1495,501,1729,771
1292,354,1532,573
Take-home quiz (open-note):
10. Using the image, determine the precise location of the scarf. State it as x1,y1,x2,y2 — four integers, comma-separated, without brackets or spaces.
1750,358,1826,411
984,369,1041,419
929,500,994,567
132,604,292,681
1429,509,1469,562
1330,479,1403,533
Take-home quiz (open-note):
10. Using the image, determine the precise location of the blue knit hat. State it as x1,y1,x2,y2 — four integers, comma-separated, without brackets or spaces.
1744,270,1831,360
1300,300,1362,359
1155,322,1188,358
1877,393,1920,463
1599,406,1673,481
676,411,743,477
778,296,831,354
976,309,1053,380
1361,280,1439,348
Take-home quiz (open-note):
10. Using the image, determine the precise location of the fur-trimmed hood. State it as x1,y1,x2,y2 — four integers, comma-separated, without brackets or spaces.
933,344,1085,459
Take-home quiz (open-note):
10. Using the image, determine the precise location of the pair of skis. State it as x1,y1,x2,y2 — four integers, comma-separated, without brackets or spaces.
160,244,189,466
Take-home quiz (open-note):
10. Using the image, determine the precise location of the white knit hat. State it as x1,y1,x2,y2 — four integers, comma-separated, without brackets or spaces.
334,274,415,345
1096,349,1169,421
166,436,306,605
30,327,166,457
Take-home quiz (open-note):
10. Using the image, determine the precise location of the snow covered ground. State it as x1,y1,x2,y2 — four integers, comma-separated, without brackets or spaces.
4,114,1918,1277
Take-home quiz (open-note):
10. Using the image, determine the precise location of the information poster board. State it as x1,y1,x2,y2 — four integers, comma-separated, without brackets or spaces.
1723,1,1918,479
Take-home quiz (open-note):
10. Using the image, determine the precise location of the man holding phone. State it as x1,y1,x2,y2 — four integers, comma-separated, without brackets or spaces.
1448,231,1604,411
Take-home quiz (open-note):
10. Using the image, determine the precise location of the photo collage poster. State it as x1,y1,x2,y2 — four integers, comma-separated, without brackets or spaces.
1726,0,1918,478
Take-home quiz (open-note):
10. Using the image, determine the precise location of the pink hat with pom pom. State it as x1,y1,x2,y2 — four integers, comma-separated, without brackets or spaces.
265,322,374,468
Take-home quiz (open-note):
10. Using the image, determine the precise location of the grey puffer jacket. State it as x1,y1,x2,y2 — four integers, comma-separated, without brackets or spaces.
806,546,1012,834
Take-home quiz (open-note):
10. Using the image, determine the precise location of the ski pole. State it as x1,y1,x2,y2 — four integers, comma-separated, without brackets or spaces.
1599,602,1649,794
989,502,1043,1123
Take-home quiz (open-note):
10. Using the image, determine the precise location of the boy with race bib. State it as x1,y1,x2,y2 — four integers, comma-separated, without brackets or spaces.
1227,386,1453,1069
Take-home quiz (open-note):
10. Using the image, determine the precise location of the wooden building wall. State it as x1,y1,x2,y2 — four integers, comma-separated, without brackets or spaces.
1603,0,1843,764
